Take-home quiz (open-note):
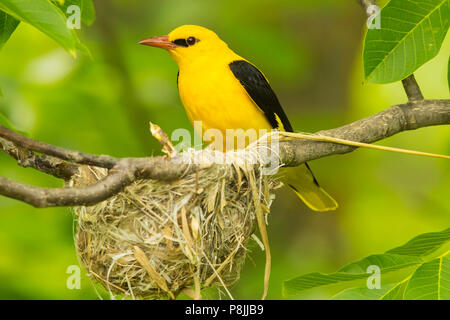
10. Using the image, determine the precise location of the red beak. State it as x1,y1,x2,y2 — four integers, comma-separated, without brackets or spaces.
139,35,177,50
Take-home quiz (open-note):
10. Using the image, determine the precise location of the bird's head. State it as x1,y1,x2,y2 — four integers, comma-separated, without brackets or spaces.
139,25,229,66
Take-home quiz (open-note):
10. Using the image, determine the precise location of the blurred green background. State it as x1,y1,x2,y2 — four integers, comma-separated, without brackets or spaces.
0,0,449,299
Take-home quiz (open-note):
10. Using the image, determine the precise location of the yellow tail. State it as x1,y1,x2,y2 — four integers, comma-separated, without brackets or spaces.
280,164,338,212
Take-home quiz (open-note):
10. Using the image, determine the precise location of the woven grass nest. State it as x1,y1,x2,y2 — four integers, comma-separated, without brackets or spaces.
71,147,278,300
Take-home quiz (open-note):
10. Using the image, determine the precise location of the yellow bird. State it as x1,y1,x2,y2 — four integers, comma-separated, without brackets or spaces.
140,25,337,211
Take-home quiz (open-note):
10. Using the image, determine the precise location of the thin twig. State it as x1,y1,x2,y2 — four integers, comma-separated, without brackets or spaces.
0,137,79,180
279,132,449,160
0,125,119,169
278,100,450,167
402,74,424,101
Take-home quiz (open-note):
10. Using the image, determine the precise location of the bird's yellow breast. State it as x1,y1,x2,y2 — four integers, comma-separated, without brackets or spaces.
177,54,272,150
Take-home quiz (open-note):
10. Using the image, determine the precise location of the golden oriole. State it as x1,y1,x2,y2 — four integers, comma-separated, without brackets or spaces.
140,25,338,211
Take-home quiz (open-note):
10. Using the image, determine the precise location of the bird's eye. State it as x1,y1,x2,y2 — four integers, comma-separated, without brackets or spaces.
186,37,198,46
172,37,199,47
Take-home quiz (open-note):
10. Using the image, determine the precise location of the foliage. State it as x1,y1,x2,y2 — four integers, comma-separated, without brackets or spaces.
55,0,96,26
363,0,450,84
0,111,28,136
0,10,19,49
0,111,16,129
0,0,94,57
283,0,450,300
284,228,450,299
0,0,448,299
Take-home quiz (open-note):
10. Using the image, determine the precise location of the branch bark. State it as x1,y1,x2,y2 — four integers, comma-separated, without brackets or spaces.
0,1,448,208
0,127,118,169
402,74,424,101
0,137,79,180
279,100,449,166
0,99,448,208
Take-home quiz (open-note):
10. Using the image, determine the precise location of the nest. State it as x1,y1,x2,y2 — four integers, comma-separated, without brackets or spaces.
71,150,277,300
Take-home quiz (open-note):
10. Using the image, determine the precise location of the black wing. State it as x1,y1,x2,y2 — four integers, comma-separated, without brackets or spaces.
229,60,293,132
230,60,320,186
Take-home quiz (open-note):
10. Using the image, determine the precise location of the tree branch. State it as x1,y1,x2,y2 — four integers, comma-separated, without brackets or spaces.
0,157,191,207
0,99,448,208
0,1,448,208
278,100,449,166
402,74,424,101
0,127,119,169
0,137,79,180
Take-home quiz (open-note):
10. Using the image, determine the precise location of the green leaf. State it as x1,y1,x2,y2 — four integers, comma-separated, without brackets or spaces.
332,276,411,300
0,10,20,49
0,0,87,56
379,279,409,300
386,228,450,257
0,111,28,136
363,0,450,83
0,111,15,130
80,0,96,26
283,254,423,296
404,255,450,299
57,0,96,26
337,254,422,273
331,285,394,300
